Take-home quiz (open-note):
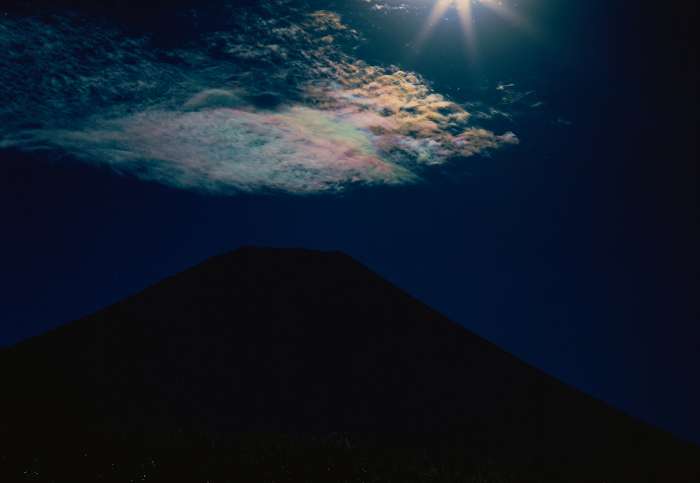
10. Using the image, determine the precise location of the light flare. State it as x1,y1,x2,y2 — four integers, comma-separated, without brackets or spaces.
415,0,534,67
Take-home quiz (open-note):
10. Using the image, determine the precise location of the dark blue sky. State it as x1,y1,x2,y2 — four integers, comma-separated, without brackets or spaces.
2,0,698,446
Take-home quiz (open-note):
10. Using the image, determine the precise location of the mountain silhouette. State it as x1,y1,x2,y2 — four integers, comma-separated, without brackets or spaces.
1,247,698,478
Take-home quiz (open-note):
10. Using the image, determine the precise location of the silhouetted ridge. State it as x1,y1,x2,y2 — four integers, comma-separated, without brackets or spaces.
1,247,698,480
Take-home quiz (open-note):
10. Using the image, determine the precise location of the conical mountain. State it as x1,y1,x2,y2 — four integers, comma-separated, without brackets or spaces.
1,247,698,478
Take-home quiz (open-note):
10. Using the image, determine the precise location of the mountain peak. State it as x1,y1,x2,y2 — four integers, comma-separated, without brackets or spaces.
2,247,698,478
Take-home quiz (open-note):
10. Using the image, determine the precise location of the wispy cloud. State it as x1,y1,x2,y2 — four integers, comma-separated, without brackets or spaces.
0,2,518,195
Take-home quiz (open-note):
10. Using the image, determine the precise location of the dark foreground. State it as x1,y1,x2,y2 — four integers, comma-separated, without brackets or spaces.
0,399,657,483
2,247,698,481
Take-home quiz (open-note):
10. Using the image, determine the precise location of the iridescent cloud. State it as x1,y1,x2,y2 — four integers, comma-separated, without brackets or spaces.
0,2,518,195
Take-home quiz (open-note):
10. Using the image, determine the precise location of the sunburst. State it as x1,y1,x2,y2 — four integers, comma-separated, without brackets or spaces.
415,1,531,68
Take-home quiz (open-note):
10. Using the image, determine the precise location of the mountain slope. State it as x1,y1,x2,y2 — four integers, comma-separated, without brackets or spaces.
1,247,698,478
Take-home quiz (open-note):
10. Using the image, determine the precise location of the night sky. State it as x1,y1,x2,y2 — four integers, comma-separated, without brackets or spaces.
1,0,698,448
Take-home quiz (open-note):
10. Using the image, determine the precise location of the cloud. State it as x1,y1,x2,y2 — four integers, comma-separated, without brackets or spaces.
0,2,518,195
8,107,418,194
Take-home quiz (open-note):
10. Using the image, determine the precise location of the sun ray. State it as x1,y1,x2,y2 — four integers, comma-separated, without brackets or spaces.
414,0,537,63
414,1,481,71
454,0,479,66
415,0,454,48
478,0,539,36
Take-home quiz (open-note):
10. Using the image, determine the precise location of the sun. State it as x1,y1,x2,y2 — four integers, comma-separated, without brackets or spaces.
415,0,530,68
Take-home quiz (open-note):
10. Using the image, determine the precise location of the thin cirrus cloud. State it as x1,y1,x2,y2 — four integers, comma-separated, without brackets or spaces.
0,2,518,195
